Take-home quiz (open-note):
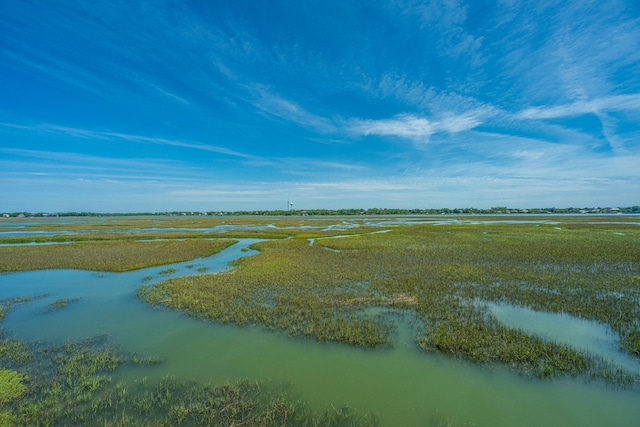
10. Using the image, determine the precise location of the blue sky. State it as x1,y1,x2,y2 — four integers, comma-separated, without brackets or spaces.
1,0,639,212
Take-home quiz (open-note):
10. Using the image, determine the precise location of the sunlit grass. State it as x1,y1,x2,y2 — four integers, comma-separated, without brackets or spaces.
0,239,236,272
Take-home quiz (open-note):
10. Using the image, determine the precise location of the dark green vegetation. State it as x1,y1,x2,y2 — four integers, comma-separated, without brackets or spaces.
43,298,81,313
140,218,640,386
0,239,236,272
0,299,380,426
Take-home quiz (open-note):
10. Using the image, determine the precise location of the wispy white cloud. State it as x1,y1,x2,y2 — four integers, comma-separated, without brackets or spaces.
426,129,640,181
103,132,257,159
0,147,192,175
348,115,434,140
0,122,257,160
595,111,626,152
0,1,246,122
140,81,190,106
1,128,375,188
395,0,485,65
495,0,640,106
374,73,436,109
515,94,640,120
346,109,491,141
0,47,112,100
266,158,369,179
511,93,640,152
437,111,488,133
250,86,336,132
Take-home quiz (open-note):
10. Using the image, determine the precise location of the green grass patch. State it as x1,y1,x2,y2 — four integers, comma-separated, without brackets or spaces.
0,369,27,404
0,239,237,272
43,298,81,313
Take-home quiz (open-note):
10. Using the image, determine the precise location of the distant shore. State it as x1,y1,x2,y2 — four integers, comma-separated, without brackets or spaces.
2,205,639,218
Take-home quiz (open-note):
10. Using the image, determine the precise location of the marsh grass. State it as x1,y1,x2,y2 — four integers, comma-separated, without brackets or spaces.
42,298,81,313
140,238,396,348
0,369,27,404
0,296,44,322
141,218,640,386
0,239,236,272
0,298,382,426
0,216,384,244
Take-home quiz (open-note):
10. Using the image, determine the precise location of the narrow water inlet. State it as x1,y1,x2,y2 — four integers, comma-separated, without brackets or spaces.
486,301,640,374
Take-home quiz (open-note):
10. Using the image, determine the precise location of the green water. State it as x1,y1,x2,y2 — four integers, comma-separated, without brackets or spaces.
488,302,640,374
1,240,639,426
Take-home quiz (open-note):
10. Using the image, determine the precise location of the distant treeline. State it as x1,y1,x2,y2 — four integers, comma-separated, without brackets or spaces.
3,206,640,218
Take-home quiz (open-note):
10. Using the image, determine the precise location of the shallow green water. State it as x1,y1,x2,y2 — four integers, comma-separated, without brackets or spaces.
488,302,640,374
1,239,640,426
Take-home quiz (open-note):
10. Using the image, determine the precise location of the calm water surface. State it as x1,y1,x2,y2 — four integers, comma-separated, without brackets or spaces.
1,239,639,426
488,302,640,374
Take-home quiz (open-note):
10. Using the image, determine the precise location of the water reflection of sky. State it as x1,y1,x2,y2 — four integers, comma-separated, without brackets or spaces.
0,241,73,247
0,230,77,237
487,302,640,374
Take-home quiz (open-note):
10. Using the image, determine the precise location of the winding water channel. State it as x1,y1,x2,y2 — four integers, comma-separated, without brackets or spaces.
1,237,640,425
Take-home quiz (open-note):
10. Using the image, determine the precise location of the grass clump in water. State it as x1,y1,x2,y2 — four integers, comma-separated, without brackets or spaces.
43,298,81,313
